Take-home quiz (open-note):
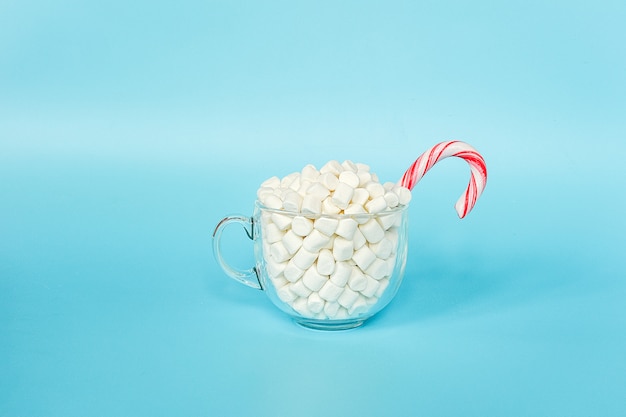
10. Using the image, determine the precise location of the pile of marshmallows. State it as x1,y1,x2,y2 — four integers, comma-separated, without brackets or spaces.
257,160,411,320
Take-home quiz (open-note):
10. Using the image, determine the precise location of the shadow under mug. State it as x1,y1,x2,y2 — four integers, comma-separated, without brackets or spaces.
213,201,409,330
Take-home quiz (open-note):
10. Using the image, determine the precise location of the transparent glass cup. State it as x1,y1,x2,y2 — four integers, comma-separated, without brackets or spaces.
213,201,409,330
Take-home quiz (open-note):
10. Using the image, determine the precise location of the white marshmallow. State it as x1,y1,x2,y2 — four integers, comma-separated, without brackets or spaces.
335,218,358,240
292,297,311,316
262,241,271,259
395,185,412,205
264,222,284,244
319,280,344,302
385,228,399,250
276,284,297,303
366,258,388,280
302,229,332,252
319,172,339,191
282,230,303,255
386,256,397,276
359,218,385,243
271,274,288,288
307,292,325,314
264,194,283,209
375,278,389,298
337,287,359,309
323,301,341,318
365,195,388,214
292,247,318,270
355,162,370,172
297,179,312,196
393,212,403,228
314,217,339,236
330,261,352,287
348,295,369,316
271,213,292,231
331,182,354,210
263,242,272,262
383,191,399,208
348,267,367,291
339,171,359,188
307,182,331,200
270,241,291,263
283,190,302,212
301,194,322,214
320,160,343,175
383,181,396,191
365,182,385,198
291,216,313,236
344,204,369,224
257,186,275,200
332,236,354,262
284,260,305,282
301,164,319,181
288,176,301,192
316,249,335,275
291,280,313,298
335,307,350,319
357,171,372,187
352,228,367,250
352,245,376,270
366,296,379,306
351,188,370,206
280,172,299,189
266,258,286,278
341,160,358,173
322,197,342,214
261,176,281,189
378,212,400,231
302,267,328,292
273,188,288,200
369,237,394,259
360,275,380,298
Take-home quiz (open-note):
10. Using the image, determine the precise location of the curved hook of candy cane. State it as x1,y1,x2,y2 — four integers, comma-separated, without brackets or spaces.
399,141,487,218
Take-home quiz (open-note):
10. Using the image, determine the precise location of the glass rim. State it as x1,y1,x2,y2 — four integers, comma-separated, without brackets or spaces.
254,200,409,219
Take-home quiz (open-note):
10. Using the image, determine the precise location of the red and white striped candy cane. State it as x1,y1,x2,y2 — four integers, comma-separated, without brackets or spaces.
399,141,487,218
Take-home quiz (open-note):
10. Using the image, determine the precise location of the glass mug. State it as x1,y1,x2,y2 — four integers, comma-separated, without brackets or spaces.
213,201,409,330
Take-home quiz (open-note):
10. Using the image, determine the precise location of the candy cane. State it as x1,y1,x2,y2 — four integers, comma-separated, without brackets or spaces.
399,141,487,218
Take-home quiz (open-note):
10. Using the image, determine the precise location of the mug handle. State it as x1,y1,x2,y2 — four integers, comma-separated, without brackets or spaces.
212,215,262,290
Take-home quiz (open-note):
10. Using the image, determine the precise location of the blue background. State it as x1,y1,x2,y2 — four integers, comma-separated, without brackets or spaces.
1,0,625,415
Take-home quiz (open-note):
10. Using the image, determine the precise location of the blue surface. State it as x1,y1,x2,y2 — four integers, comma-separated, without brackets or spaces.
2,1,625,415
